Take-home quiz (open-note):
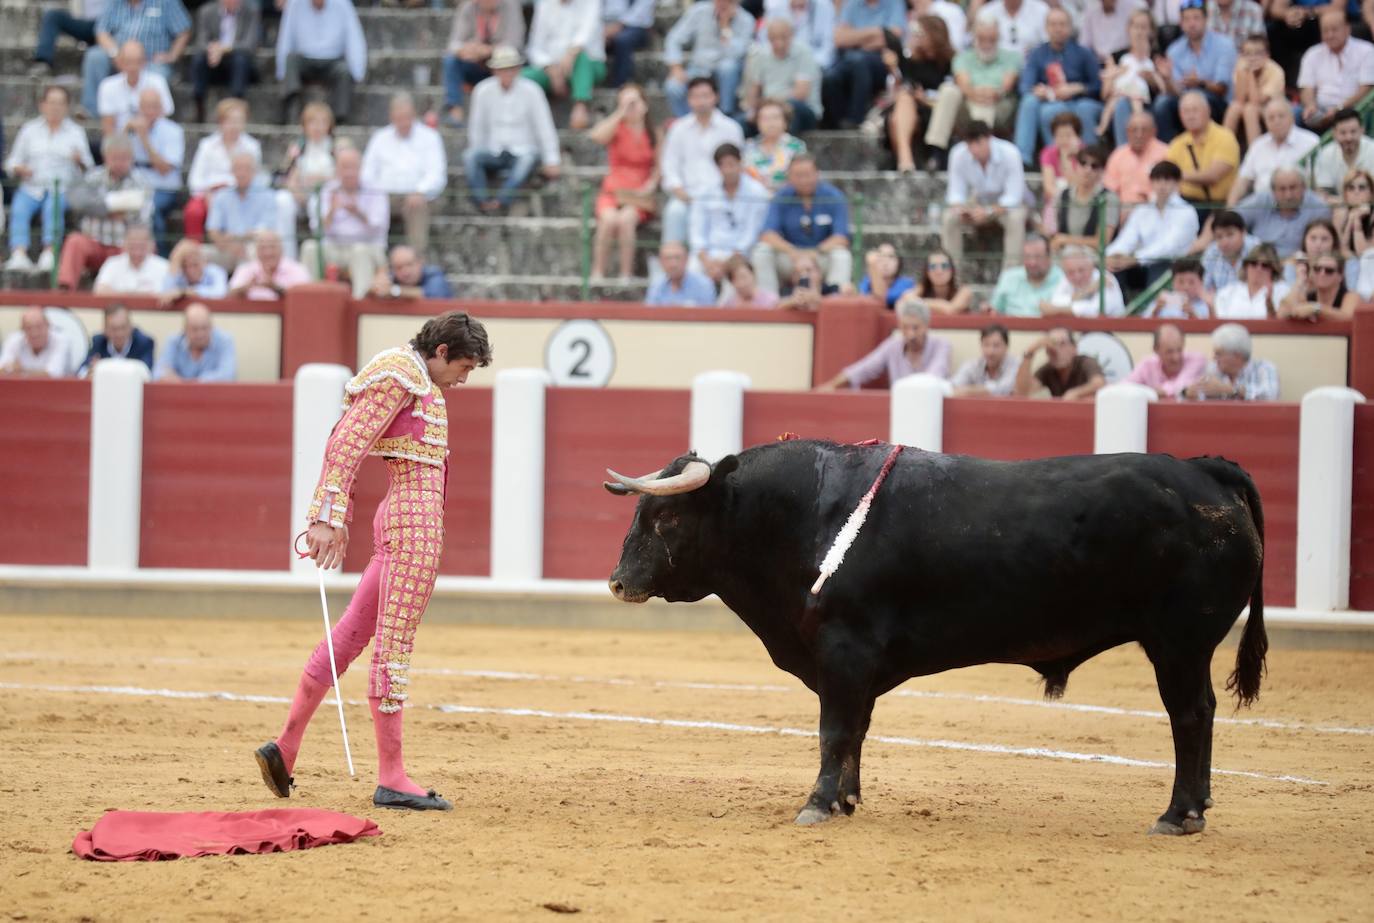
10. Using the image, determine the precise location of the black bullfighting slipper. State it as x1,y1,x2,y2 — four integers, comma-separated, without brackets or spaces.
254,742,294,798
373,786,454,811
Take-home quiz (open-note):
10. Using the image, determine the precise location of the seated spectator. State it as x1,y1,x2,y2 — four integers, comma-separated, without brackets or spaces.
159,240,229,304
125,87,184,257
1222,32,1285,147
189,0,259,125
1014,326,1107,399
1297,11,1374,133
1181,322,1277,401
79,305,155,374
661,76,745,243
184,99,262,243
1234,168,1331,258
1152,2,1235,141
1097,10,1164,147
58,135,152,290
758,0,836,73
300,147,389,299
916,247,974,314
1103,110,1168,204
1143,257,1213,318
1107,160,1198,291
205,151,277,271
742,19,823,136
1044,244,1127,316
1280,251,1360,320
523,0,606,131
30,1,104,79
742,99,807,191
753,155,853,294
464,47,563,215
1049,145,1121,250
361,93,447,255
884,15,955,173
0,308,69,378
1038,113,1086,220
991,235,1065,316
1125,322,1207,398
1166,91,1240,216
908,0,967,52
1080,0,1144,63
821,0,906,129
370,245,455,300
1208,0,1265,52
688,144,770,286
589,85,658,280
276,0,367,124
1335,169,1374,261
941,122,1028,270
718,255,780,306
93,223,168,293
443,0,526,127
977,0,1049,59
154,303,237,382
859,242,917,309
1200,209,1258,290
603,0,656,90
646,241,717,306
225,230,310,300
665,0,756,119
82,0,191,119
951,322,1021,397
925,16,1020,151
97,40,175,136
1214,242,1288,318
4,85,93,274
275,102,337,260
817,294,952,389
1226,99,1319,207
1014,9,1105,167
1283,217,1355,289
777,249,840,309
1314,110,1374,204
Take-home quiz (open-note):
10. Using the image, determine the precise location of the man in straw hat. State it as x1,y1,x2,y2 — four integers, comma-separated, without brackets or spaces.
462,45,562,214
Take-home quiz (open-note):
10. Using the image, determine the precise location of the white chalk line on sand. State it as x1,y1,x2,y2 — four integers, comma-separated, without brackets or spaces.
0,681,1330,788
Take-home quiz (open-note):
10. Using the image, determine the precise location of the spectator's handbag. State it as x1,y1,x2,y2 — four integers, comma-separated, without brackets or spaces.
614,188,658,216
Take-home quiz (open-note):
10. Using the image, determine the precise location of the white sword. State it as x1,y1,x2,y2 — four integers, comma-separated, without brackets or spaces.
317,566,356,778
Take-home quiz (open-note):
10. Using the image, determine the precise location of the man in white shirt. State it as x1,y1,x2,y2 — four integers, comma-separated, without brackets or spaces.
940,121,1028,268
361,93,448,256
660,75,746,244
1226,98,1319,206
276,0,368,123
97,39,174,136
1313,108,1374,203
0,308,69,378
1043,244,1127,316
1298,11,1374,132
4,85,94,273
463,46,562,214
125,86,184,256
977,0,1050,58
687,143,771,284
523,0,606,131
93,223,170,294
759,0,837,69
1106,160,1199,292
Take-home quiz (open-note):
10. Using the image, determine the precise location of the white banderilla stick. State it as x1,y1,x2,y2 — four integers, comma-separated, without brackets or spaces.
317,567,356,778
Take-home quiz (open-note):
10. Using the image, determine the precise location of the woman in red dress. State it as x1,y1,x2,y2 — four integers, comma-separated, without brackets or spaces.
588,84,658,279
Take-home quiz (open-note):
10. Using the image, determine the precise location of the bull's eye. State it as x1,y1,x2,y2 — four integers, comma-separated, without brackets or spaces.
653,513,680,538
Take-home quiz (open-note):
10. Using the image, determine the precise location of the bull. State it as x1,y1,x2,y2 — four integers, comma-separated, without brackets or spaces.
605,439,1267,834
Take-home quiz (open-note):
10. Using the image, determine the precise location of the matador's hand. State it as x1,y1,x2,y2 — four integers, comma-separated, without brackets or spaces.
307,522,349,570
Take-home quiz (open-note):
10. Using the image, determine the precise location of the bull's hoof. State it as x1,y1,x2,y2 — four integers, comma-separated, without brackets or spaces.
795,803,839,826
1149,810,1207,836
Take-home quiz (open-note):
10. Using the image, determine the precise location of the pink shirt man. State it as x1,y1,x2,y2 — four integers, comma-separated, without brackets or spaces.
228,255,312,300
1127,350,1207,398
1104,136,1170,205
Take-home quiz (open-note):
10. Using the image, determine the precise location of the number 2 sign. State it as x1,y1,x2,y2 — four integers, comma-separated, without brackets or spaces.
544,319,616,387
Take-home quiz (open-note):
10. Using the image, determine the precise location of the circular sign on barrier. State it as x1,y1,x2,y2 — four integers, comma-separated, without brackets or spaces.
544,318,615,387
1076,331,1134,384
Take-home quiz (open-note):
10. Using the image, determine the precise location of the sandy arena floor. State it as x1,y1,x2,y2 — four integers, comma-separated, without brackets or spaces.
0,613,1371,922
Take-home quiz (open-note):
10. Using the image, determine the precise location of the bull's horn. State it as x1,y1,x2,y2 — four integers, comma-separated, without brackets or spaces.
605,461,711,496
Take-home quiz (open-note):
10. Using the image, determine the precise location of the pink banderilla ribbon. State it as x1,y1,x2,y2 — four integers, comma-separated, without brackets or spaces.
810,444,904,595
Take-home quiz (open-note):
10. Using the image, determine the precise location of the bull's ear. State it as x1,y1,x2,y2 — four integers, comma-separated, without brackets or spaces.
711,455,740,482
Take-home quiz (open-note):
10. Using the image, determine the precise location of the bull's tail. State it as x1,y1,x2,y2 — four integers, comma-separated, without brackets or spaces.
1220,464,1267,708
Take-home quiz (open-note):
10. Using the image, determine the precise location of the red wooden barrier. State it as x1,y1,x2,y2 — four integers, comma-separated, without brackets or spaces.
945,398,1095,459
742,391,890,445
0,379,90,565
542,388,690,580
1350,404,1374,611
140,383,293,569
1147,403,1300,606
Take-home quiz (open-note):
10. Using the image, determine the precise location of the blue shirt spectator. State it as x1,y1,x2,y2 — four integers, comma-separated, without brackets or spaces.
97,0,192,57
647,243,717,306
206,185,277,237
838,0,905,31
859,274,915,308
1166,30,1236,99
415,265,453,299
154,313,237,382
1017,38,1102,99
763,180,851,249
275,0,369,83
688,173,771,264
162,257,229,300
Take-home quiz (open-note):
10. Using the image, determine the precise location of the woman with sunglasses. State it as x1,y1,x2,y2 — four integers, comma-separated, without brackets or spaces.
1049,145,1121,253
1214,243,1289,319
1282,218,1358,291
1334,169,1374,260
1280,253,1359,320
917,247,973,314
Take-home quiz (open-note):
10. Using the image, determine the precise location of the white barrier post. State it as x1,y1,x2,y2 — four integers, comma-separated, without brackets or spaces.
690,370,750,463
889,374,951,451
87,359,149,571
290,363,352,575
491,368,552,581
1093,382,1156,455
1297,386,1366,611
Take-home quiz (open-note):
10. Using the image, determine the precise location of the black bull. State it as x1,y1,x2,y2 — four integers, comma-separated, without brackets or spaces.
605,439,1267,835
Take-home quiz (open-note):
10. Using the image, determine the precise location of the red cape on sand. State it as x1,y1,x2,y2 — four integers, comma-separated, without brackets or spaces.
72,809,381,861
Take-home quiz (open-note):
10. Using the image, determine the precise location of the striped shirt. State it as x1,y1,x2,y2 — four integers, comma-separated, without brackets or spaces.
97,0,193,55
1207,0,1264,53
1191,358,1280,402
71,167,154,246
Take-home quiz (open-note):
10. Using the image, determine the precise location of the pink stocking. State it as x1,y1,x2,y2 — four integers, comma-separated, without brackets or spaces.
275,673,328,774
370,696,426,795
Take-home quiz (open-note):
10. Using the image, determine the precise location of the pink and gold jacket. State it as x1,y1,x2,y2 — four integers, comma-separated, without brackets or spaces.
306,347,449,529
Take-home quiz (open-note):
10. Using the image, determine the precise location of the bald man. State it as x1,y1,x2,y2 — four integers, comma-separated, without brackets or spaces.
153,303,238,382
0,308,68,378
1226,97,1319,206
97,40,175,136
